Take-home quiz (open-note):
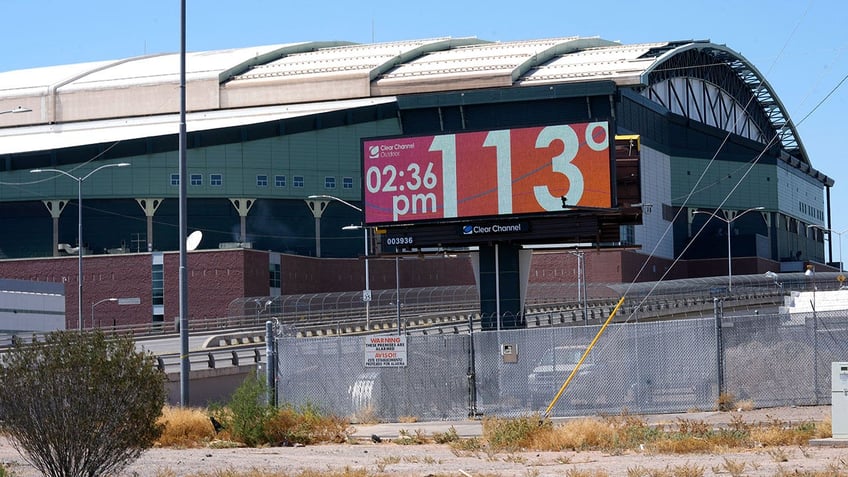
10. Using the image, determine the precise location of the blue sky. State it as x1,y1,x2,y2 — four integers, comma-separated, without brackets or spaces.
2,0,847,261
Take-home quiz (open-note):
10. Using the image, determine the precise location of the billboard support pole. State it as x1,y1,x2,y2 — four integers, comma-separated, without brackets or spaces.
495,243,501,332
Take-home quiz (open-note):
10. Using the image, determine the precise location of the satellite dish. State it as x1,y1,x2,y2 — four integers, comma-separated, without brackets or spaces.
186,230,203,251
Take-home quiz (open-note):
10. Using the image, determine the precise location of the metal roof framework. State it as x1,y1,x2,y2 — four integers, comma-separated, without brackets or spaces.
0,37,829,185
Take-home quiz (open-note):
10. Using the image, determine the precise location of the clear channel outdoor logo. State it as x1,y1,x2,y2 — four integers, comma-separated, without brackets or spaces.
368,145,380,159
463,224,525,235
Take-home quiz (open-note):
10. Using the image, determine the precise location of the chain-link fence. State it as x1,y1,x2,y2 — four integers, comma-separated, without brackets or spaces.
274,308,848,421
276,333,471,421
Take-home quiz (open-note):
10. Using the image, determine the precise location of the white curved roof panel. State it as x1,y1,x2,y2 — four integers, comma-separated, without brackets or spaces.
0,35,819,178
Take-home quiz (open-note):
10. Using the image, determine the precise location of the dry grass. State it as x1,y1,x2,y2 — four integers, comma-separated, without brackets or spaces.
264,405,351,445
474,410,832,456
627,463,707,477
350,405,378,424
155,468,371,477
734,399,756,411
155,406,217,448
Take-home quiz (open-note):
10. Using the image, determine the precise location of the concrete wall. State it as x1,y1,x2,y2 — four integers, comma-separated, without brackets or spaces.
0,279,65,332
165,365,257,407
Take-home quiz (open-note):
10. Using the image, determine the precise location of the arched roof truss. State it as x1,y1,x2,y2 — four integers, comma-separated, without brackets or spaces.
638,42,808,165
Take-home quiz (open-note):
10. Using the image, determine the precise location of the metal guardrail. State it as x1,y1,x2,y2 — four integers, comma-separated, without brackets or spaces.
155,347,264,373
0,277,807,374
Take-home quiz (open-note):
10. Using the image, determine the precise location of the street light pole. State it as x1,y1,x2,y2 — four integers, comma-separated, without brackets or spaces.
693,206,764,293
91,298,118,328
31,163,130,330
311,195,372,327
807,224,848,276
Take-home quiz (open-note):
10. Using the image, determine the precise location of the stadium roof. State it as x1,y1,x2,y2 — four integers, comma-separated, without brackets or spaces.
0,36,830,185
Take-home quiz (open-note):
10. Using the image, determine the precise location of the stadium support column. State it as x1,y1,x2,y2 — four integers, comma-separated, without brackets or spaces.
477,243,530,330
229,199,255,245
40,200,68,257
305,198,330,257
135,199,163,252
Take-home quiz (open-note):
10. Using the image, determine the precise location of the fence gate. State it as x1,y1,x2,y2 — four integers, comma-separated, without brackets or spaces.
276,333,471,421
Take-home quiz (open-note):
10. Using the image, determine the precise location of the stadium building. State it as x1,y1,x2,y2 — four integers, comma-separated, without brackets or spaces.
0,36,834,329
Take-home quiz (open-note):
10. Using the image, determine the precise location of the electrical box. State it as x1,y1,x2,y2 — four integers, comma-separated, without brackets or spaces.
832,362,848,439
501,343,518,363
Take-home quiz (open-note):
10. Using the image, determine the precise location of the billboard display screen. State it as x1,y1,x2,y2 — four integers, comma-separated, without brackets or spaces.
362,121,612,225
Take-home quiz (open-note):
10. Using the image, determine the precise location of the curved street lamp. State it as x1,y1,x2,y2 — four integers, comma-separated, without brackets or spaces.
807,224,848,279
310,194,371,328
693,206,764,293
31,162,131,330
91,298,118,328
0,106,31,115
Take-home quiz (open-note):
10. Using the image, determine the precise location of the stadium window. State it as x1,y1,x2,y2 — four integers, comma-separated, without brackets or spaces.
293,176,304,188
170,173,179,186
257,175,268,187
620,225,635,245
190,174,202,186
269,263,281,288
324,176,336,189
343,177,353,189
275,175,286,187
210,173,222,186
152,263,164,306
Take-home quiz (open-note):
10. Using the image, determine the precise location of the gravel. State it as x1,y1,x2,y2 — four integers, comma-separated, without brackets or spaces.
1,405,844,476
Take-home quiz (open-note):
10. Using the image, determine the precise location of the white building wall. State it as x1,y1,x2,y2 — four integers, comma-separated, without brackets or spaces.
777,162,826,226
0,281,66,333
634,146,675,259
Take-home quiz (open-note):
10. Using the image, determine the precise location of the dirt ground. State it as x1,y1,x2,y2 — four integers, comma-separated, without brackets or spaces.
1,406,845,476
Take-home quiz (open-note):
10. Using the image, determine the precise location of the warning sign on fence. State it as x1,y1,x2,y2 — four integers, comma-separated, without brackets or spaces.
364,334,407,367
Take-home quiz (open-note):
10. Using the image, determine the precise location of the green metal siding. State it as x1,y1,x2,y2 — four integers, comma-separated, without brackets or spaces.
670,157,779,210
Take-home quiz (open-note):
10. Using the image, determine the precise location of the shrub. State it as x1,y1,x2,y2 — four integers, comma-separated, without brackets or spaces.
264,402,351,445
0,330,166,477
482,414,552,451
156,406,217,447
216,374,274,447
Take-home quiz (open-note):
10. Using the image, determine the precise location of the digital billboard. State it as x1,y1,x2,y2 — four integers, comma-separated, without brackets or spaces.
362,121,612,225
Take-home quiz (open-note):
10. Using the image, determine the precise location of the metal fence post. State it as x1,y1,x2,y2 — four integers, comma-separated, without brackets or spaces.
266,320,276,407
714,297,724,399
467,314,479,418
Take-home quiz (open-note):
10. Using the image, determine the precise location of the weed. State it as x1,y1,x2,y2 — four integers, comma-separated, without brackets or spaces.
719,457,746,477
717,392,736,411
350,405,378,425
401,455,437,464
375,455,400,472
799,445,813,458
734,399,755,411
503,454,527,464
768,447,791,462
217,374,273,447
433,426,461,444
482,414,552,451
750,419,819,446
727,414,751,434
155,405,217,448
395,428,429,445
564,469,609,477
449,436,484,456
670,463,706,477
264,403,351,445
626,465,650,477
